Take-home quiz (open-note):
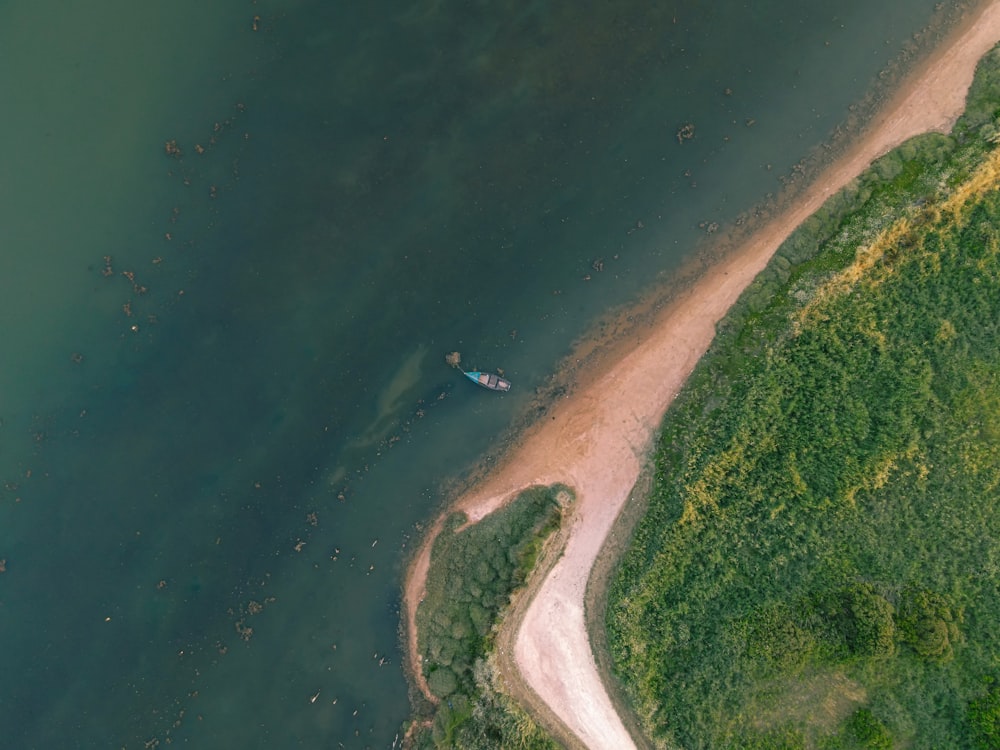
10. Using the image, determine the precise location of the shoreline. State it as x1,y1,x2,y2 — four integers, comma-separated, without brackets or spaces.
403,2,1000,746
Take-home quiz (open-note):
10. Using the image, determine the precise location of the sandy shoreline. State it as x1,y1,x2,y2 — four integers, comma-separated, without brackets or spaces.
404,4,1000,747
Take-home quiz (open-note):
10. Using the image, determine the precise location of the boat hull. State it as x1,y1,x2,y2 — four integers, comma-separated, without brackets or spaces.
464,371,511,392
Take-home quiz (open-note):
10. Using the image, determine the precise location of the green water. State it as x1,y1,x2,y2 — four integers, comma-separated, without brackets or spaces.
0,0,963,746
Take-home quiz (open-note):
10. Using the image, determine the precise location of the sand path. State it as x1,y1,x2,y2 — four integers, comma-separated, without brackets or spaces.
404,5,1000,747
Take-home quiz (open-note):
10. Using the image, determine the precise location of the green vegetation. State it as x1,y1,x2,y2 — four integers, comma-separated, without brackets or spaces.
408,485,569,749
608,45,1000,749
968,679,1000,749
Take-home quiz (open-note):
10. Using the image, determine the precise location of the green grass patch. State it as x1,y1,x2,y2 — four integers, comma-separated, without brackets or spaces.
607,44,1000,750
409,484,570,748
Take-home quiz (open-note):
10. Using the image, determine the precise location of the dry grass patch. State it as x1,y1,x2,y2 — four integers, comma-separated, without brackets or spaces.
753,670,867,744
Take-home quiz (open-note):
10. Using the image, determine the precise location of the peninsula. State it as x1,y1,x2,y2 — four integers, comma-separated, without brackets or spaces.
405,3,1000,746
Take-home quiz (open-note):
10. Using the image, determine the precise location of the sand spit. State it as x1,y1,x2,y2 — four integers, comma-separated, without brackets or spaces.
404,4,1000,747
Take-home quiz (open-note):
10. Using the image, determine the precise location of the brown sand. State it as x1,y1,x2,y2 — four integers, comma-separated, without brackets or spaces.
404,4,1000,747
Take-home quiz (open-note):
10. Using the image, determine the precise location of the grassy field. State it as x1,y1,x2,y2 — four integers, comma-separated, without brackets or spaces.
607,45,1000,750
408,485,570,749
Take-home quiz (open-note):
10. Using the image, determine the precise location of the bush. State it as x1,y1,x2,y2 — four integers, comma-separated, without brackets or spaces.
839,583,896,659
845,708,892,749
968,681,1000,750
897,588,959,661
956,45,1000,138
744,602,819,673
427,667,459,698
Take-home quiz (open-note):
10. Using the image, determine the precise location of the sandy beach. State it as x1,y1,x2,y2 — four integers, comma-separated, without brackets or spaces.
404,3,1000,747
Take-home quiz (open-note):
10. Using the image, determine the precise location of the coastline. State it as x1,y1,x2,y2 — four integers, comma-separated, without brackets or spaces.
403,2,1000,747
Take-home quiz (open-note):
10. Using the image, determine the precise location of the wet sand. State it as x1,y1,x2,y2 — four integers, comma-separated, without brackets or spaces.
404,3,1000,747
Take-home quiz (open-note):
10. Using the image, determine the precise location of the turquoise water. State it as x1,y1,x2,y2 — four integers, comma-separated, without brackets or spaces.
0,0,958,746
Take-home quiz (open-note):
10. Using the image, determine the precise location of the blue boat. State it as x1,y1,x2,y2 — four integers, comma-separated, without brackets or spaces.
464,370,511,392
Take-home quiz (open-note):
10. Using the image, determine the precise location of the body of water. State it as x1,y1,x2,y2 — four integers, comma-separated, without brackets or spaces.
0,0,959,746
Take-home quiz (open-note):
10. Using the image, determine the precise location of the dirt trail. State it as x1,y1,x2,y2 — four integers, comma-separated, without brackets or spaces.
404,6,1000,747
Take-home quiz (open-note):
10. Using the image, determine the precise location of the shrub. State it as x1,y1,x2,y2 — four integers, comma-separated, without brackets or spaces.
968,681,1000,750
841,584,896,658
427,667,459,698
897,587,959,661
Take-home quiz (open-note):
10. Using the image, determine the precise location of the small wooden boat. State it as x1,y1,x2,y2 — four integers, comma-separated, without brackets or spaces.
464,370,511,392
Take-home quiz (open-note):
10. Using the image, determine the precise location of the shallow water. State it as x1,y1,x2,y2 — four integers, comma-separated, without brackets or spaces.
0,0,957,746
